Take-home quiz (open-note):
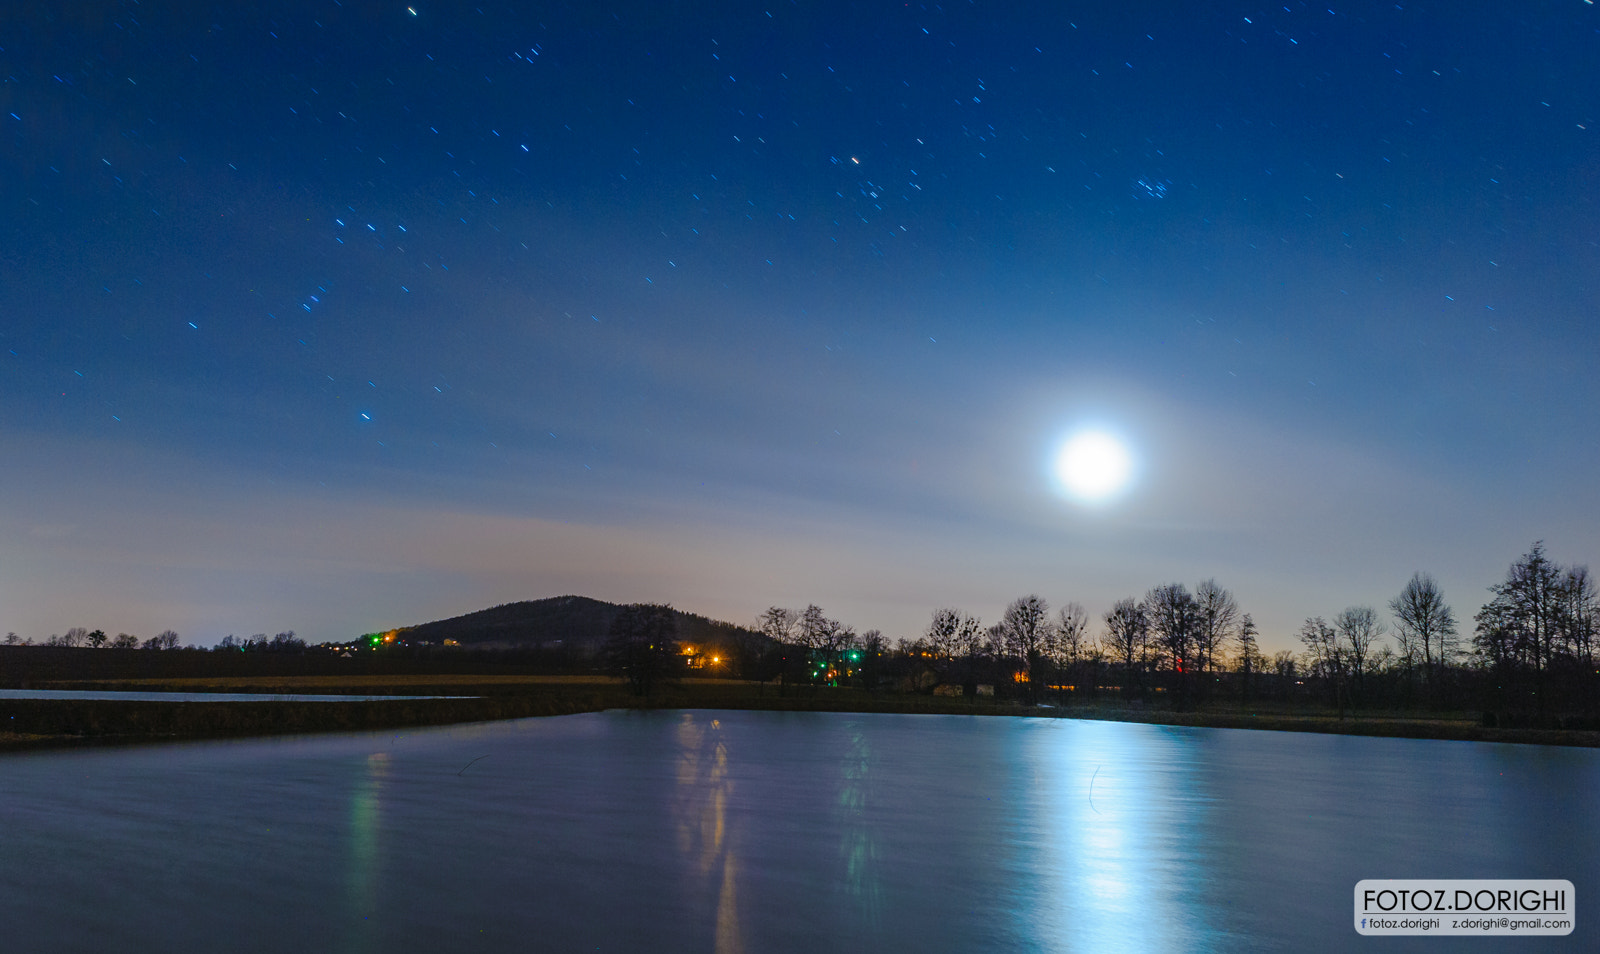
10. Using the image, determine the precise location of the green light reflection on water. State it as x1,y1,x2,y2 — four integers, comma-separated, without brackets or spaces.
836,720,882,927
343,751,389,954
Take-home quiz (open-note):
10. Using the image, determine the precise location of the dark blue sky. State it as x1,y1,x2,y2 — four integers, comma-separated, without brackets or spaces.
3,1,1597,648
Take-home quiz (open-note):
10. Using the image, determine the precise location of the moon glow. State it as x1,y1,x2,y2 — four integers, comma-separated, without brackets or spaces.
1054,431,1134,504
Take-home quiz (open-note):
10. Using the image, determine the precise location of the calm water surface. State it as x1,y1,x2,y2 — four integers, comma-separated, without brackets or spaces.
0,689,473,702
2,710,1595,953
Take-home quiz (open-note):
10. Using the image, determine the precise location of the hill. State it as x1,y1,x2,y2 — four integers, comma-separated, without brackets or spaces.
398,595,766,656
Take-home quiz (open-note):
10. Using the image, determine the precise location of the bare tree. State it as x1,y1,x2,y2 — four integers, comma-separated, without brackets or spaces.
822,620,855,656
1143,584,1198,702
998,595,1051,702
1475,542,1564,714
758,606,797,644
2,632,18,646
984,621,1007,658
925,608,985,683
782,605,856,683
951,613,985,662
1299,616,1346,718
111,633,139,649
856,628,888,689
1045,601,1092,697
1333,606,1387,696
1052,602,1090,667
1559,566,1597,671
142,630,180,650
1101,598,1148,697
925,608,962,661
1370,644,1397,678
1192,579,1239,677
1233,613,1262,702
797,604,830,652
1389,572,1457,701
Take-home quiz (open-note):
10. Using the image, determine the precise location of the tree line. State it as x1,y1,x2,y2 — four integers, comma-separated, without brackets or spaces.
1,630,306,652
4,628,180,650
10,542,1593,723
733,541,1597,722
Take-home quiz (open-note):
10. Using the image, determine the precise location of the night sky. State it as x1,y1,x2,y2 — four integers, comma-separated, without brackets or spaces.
3,1,1597,650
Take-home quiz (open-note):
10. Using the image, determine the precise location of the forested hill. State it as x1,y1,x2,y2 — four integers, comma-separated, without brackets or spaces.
400,595,764,655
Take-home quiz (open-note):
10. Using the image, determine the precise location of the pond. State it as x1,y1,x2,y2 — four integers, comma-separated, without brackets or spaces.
2,709,1594,952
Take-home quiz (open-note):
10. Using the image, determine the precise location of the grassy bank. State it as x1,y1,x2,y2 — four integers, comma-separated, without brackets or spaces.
3,677,1597,751
0,682,621,750
624,683,1600,748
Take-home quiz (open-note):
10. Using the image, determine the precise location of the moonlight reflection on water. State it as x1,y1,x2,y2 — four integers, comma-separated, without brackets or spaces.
2,711,1595,953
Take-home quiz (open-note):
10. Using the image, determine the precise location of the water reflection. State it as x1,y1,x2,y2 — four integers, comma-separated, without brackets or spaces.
3,711,1596,953
343,751,389,954
674,714,742,954
1036,722,1215,953
835,720,882,926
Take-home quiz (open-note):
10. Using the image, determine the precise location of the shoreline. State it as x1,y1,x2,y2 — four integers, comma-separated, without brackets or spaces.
2,679,1597,751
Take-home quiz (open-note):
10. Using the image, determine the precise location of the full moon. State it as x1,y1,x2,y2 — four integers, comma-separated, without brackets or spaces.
1054,431,1134,503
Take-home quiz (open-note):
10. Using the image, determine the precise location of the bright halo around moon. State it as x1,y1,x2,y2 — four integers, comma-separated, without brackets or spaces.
1054,430,1135,504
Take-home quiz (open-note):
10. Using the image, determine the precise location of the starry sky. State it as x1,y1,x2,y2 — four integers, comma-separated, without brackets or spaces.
3,1,1597,650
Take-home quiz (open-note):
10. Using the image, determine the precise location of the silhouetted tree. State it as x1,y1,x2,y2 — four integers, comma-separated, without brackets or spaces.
1271,649,1298,689
1144,584,1198,704
727,621,769,682
783,604,855,684
1333,606,1387,699
797,604,829,651
1053,602,1090,664
998,595,1050,702
1475,542,1564,714
1558,566,1597,673
1234,613,1262,702
1299,617,1346,718
111,633,139,649
142,630,180,650
1390,572,1457,704
1101,598,1148,698
1051,602,1091,696
951,613,985,669
87,629,108,649
856,628,889,689
924,608,984,685
756,606,802,688
605,603,679,696
925,608,962,663
1192,579,1239,681
757,606,797,644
